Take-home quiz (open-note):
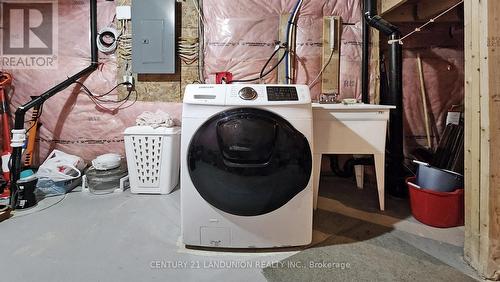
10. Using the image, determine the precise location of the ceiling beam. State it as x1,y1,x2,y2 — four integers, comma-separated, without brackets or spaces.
417,0,462,20
383,2,461,23
380,0,409,15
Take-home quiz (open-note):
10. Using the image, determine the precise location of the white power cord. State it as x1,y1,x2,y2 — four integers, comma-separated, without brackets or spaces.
389,0,463,45
308,47,335,88
190,0,206,25
178,37,199,65
117,20,132,58
117,19,132,76
97,26,119,54
286,0,304,84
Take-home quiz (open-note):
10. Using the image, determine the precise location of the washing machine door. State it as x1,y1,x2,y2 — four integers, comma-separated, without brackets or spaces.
188,108,312,216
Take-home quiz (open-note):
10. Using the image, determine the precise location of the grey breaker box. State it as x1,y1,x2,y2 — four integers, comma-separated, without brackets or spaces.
132,0,175,74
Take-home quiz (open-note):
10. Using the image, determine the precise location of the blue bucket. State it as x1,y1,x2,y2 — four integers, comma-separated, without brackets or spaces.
413,161,463,193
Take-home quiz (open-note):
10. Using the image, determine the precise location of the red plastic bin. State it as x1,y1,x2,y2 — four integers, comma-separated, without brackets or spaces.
406,177,464,228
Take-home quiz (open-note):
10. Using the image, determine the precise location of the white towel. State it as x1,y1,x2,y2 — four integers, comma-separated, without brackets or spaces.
135,110,175,128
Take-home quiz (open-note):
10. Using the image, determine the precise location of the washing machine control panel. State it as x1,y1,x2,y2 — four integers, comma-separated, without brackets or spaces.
266,86,299,101
184,84,311,105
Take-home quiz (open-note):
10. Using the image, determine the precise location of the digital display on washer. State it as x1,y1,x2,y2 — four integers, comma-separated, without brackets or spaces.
194,94,216,100
266,86,299,101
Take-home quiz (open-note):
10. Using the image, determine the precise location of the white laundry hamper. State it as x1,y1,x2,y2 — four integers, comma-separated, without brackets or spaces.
124,126,181,194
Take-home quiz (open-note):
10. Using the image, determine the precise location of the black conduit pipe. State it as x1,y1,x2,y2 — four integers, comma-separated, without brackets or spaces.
329,155,374,178
363,0,406,197
9,0,99,208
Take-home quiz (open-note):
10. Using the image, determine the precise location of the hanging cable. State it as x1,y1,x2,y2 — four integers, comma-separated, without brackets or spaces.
308,48,335,88
72,81,137,112
97,27,119,54
190,0,206,25
73,81,131,101
117,18,132,77
228,44,288,83
196,0,206,83
389,0,463,45
285,0,304,84
24,104,43,134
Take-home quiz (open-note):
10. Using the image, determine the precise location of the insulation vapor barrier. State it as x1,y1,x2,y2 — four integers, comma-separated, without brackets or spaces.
396,24,464,156
5,1,182,162
202,0,377,101
3,0,463,163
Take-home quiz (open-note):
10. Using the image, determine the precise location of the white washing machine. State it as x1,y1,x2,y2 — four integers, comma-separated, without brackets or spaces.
181,84,313,248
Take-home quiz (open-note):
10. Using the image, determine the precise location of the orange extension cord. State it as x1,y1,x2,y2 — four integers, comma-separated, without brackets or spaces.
0,72,13,198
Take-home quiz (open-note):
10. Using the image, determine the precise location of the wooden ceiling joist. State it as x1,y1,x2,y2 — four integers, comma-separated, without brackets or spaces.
380,0,462,22
380,0,409,15
417,0,462,20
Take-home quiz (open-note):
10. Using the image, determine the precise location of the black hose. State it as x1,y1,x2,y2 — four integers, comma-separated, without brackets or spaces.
10,0,99,208
329,156,374,178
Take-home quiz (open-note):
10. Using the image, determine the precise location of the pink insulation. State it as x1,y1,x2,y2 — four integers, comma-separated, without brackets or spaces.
202,0,377,101
3,0,463,166
397,24,464,155
5,1,182,163
202,1,465,157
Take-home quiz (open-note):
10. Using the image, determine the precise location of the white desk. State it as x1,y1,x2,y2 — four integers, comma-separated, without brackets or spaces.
312,103,395,211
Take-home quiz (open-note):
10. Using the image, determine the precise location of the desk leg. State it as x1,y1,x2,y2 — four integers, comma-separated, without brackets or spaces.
312,153,322,210
353,154,364,189
374,153,385,211
354,165,364,189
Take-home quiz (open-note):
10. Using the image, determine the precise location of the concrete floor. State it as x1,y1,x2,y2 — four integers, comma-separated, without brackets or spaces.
0,175,480,281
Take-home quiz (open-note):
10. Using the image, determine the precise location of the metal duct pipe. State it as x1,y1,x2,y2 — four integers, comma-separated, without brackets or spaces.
363,0,406,197
9,0,99,208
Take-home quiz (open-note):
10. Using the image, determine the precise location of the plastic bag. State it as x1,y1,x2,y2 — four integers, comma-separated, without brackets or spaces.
36,178,82,197
35,150,86,196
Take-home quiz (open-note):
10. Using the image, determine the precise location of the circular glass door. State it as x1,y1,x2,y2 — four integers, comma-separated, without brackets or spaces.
188,108,312,216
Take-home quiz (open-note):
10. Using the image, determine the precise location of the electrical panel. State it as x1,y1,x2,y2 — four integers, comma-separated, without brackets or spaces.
132,0,175,74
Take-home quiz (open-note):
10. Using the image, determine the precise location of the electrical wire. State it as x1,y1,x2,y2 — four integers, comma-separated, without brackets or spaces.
0,71,13,87
24,104,44,134
228,46,288,83
285,0,304,84
97,26,119,54
10,193,67,219
117,19,132,77
178,37,199,65
389,0,464,45
73,81,137,112
259,46,286,80
190,0,206,25
86,88,138,112
308,47,335,88
196,0,205,83
73,81,130,100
